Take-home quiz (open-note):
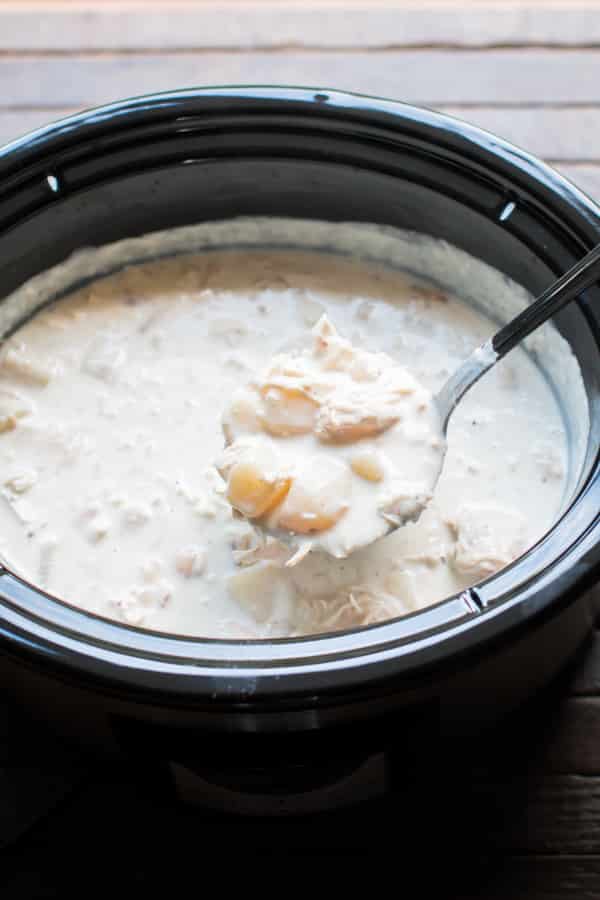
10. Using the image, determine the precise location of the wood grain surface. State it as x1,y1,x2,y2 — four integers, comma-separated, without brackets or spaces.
1,2,600,50
0,3,599,896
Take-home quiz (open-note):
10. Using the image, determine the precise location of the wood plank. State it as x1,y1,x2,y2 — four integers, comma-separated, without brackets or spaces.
465,774,600,853
0,109,76,146
520,698,600,775
470,857,600,900
3,105,600,165
4,762,600,898
2,50,600,107
5,849,600,900
453,686,600,776
442,106,600,161
2,3,600,51
557,163,600,201
570,630,600,695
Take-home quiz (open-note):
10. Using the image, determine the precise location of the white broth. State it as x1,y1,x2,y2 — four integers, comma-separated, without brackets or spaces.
0,244,570,637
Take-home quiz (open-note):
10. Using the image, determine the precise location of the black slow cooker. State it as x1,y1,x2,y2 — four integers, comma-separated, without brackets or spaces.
0,88,598,812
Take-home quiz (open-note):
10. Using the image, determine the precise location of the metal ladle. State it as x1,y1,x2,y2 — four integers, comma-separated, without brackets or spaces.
435,243,600,437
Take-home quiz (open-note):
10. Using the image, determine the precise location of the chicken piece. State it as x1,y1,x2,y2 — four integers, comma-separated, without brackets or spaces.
315,402,398,444
379,483,433,527
175,544,207,577
447,503,529,581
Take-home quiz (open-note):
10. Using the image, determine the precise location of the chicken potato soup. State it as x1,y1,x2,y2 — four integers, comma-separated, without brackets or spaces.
0,230,573,637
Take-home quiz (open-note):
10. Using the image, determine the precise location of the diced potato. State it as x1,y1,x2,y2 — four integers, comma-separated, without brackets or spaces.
222,387,263,443
271,457,351,534
259,384,318,437
227,462,291,519
350,451,384,483
227,561,294,625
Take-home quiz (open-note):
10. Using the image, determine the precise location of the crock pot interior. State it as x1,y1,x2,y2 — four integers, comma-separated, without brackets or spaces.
0,89,597,671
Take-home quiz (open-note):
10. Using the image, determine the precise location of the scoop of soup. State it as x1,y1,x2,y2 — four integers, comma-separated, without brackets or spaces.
219,314,444,559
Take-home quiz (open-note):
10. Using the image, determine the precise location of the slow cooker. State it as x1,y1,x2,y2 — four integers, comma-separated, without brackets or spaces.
0,87,598,813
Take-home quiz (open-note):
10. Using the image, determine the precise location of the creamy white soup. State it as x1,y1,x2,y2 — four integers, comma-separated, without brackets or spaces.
0,241,571,637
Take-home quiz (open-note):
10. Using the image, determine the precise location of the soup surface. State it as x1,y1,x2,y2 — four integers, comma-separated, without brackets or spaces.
0,248,567,636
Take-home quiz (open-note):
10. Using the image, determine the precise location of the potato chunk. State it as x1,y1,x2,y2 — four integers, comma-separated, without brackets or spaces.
259,384,318,437
270,457,351,534
222,387,263,443
218,439,292,520
228,561,294,625
227,462,291,519
351,451,384,483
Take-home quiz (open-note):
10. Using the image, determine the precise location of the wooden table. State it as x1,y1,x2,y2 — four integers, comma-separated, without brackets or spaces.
1,3,599,895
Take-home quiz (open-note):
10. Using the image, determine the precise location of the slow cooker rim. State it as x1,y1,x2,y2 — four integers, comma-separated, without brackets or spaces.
1,85,600,238
0,86,598,703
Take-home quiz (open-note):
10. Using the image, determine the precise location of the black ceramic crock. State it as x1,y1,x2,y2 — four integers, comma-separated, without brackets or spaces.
0,88,598,802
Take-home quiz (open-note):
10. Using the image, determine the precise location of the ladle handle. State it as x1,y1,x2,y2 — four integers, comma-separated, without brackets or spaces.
492,242,600,358
436,243,600,430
